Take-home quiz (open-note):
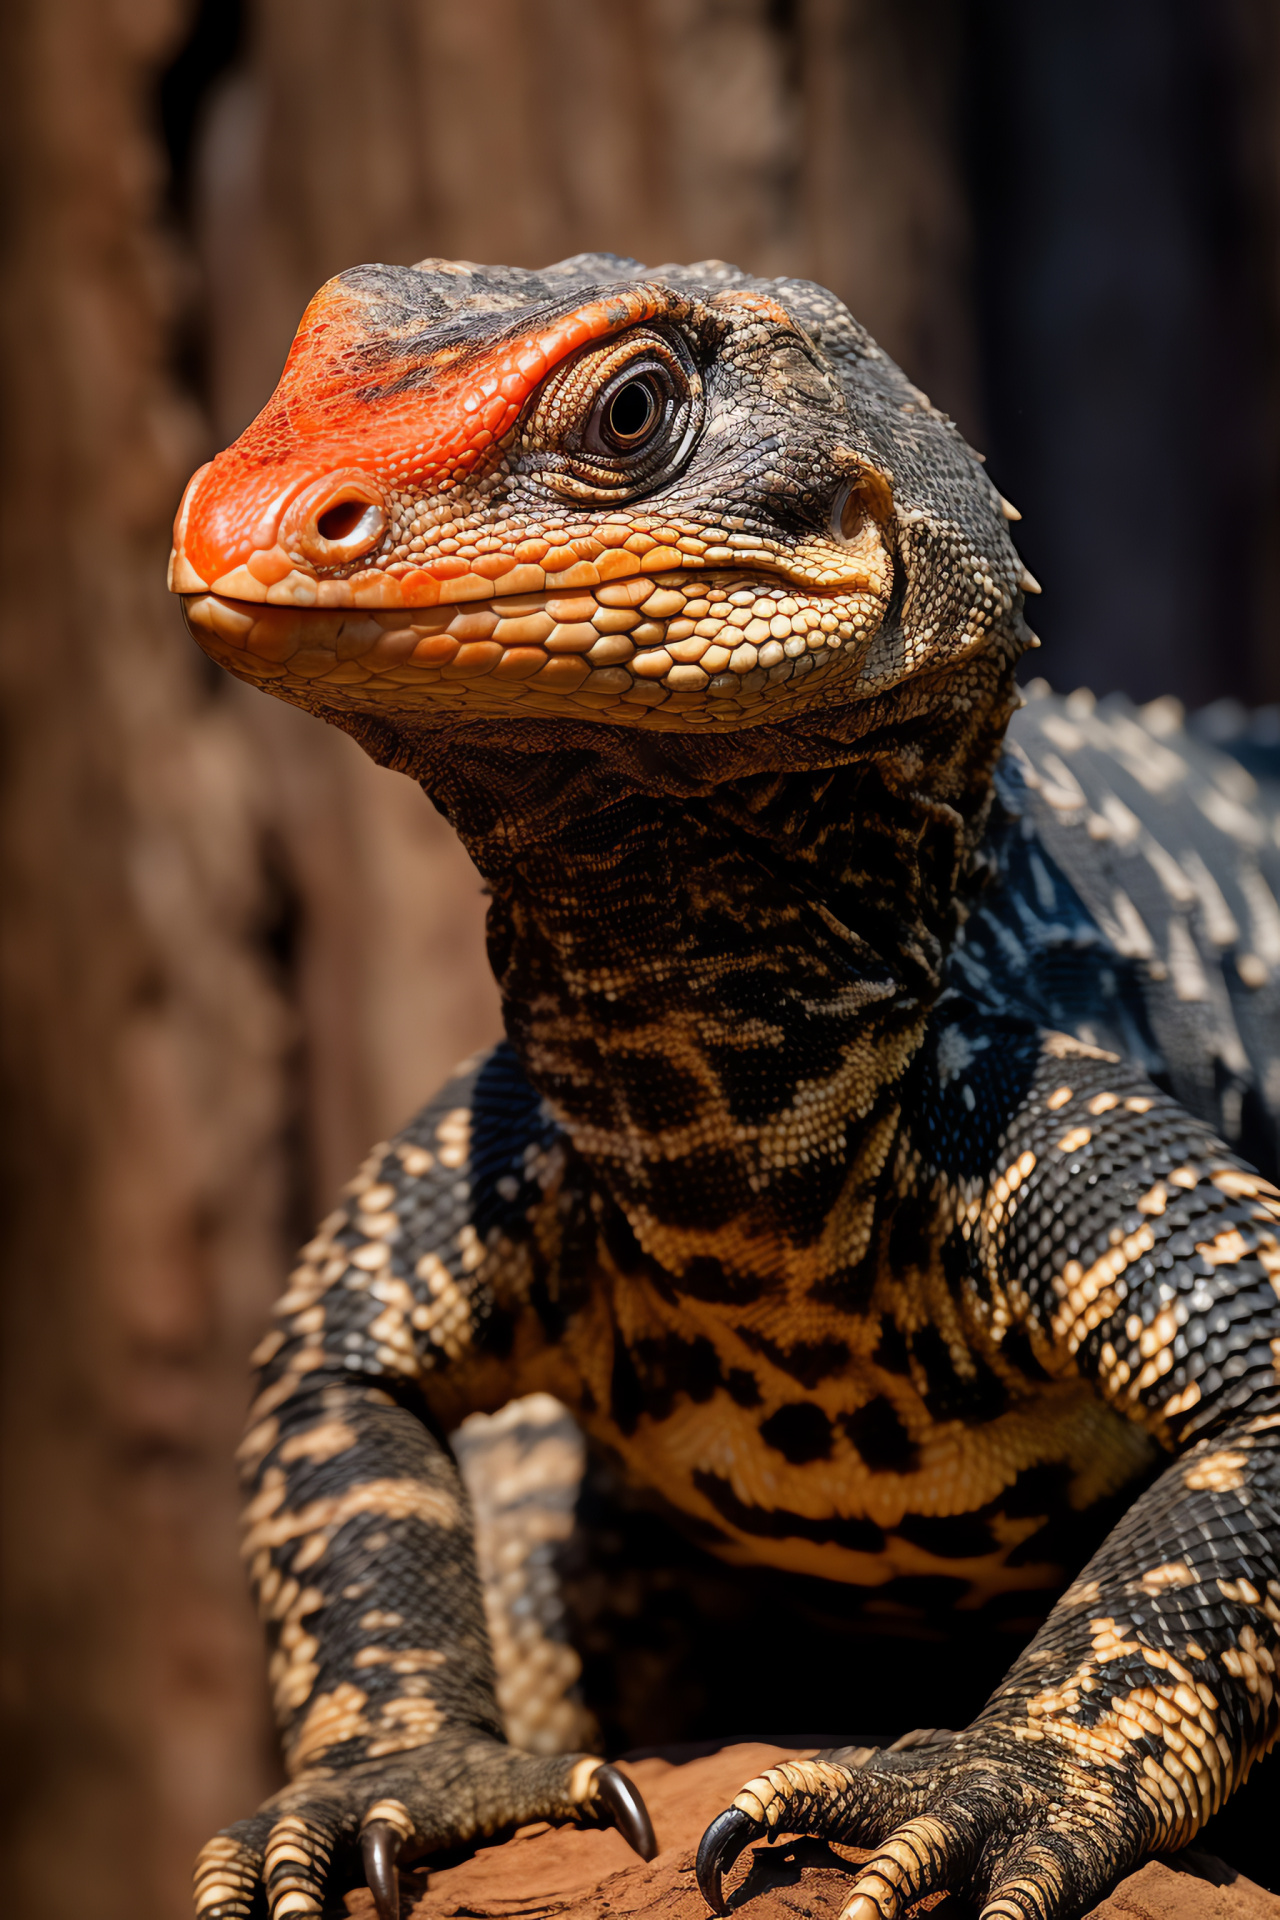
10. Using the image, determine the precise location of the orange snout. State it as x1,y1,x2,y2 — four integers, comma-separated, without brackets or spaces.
169,459,389,602
168,276,674,607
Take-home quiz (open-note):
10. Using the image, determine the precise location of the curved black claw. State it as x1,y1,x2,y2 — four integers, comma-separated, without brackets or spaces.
696,1806,762,1915
362,1821,402,1920
591,1763,658,1862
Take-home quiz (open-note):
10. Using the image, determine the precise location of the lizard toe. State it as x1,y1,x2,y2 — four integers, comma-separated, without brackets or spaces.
589,1762,658,1861
193,1740,657,1918
361,1820,404,1920
262,1809,337,1919
698,1755,909,1911
833,1813,979,1920
976,1824,1135,1920
193,1819,272,1920
698,1734,1148,1920
696,1806,765,1914
980,1855,1070,1920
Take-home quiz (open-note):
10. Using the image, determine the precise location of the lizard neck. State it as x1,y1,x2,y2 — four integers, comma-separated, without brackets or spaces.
368,638,1021,1284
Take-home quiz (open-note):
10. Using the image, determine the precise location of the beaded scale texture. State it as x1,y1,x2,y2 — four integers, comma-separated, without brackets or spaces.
172,254,1280,1920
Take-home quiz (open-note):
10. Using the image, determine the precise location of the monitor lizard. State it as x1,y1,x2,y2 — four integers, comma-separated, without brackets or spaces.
169,254,1280,1920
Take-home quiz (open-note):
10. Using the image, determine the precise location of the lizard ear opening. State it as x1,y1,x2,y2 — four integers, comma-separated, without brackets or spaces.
829,444,1023,693
830,458,896,548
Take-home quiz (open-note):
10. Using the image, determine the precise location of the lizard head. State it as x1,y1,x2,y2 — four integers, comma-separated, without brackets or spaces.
172,254,1028,751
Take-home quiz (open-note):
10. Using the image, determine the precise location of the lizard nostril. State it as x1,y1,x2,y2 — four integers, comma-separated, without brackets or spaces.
317,498,375,543
281,471,388,569
306,493,386,563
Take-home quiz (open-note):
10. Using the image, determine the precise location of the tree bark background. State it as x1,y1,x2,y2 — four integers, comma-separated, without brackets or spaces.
0,6,1276,1920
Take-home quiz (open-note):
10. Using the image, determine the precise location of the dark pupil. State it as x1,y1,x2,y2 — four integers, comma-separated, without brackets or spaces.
607,378,658,445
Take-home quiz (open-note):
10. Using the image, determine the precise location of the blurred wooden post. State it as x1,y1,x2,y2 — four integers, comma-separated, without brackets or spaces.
200,0,977,443
0,4,293,1916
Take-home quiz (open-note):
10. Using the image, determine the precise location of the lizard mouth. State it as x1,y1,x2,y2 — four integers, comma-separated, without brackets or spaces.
181,562,889,731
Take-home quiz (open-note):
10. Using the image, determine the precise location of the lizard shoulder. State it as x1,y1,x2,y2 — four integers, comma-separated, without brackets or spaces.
952,688,1280,1179
255,1042,581,1426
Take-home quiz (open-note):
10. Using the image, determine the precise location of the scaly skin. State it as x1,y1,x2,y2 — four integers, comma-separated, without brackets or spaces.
171,255,1280,1920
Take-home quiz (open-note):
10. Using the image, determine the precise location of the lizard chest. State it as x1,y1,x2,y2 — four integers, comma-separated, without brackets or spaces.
545,1209,1160,1616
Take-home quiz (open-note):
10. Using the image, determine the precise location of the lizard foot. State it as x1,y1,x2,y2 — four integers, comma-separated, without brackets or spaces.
193,1740,655,1920
697,1735,1136,1920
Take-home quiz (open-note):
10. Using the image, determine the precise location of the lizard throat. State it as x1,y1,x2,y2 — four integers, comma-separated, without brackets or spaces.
408,640,1024,1284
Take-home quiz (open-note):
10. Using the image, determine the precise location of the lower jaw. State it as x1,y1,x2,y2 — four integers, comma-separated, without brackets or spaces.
180,567,879,731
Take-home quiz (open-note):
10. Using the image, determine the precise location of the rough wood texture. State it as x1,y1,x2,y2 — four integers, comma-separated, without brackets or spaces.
0,5,290,1916
340,1746,1279,1920
194,0,977,442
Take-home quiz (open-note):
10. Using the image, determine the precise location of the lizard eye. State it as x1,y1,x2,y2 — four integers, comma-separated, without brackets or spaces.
522,329,702,501
586,370,666,454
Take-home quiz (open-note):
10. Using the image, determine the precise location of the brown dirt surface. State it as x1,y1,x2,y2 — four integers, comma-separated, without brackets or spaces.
340,1744,1278,1920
